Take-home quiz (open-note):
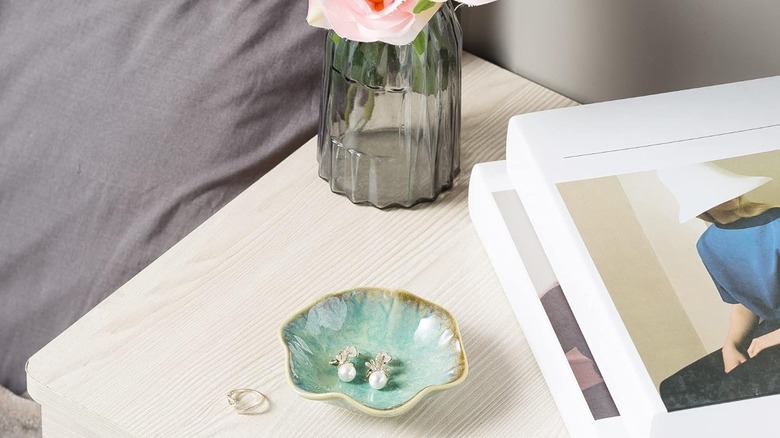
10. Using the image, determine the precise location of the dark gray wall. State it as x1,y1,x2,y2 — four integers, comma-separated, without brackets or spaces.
460,1,780,103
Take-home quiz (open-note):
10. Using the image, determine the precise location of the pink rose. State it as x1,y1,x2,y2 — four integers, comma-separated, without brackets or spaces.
307,0,442,46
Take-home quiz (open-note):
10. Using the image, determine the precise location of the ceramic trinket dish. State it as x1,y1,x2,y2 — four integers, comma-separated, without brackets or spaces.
279,288,468,416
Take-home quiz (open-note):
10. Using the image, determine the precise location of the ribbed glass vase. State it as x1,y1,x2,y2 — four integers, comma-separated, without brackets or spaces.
317,2,462,208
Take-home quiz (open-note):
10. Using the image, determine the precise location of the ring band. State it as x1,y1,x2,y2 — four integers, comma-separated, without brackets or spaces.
227,388,267,415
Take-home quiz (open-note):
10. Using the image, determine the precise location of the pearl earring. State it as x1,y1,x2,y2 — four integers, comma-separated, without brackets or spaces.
330,346,358,382
366,351,392,390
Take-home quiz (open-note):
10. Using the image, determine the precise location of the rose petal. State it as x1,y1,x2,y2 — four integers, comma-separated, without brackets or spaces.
307,0,331,29
378,3,441,45
327,15,372,42
317,0,443,45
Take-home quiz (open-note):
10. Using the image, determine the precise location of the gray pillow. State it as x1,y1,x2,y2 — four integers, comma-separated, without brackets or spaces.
0,0,324,394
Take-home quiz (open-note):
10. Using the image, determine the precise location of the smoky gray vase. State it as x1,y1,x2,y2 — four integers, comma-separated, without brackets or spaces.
317,2,462,208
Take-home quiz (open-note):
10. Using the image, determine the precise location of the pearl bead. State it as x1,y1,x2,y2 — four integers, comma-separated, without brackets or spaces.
368,370,388,389
338,363,356,382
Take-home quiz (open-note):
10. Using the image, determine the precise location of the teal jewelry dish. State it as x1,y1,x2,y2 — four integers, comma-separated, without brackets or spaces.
279,288,468,417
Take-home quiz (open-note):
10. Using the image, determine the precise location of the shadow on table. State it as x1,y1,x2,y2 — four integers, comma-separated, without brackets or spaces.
382,323,553,435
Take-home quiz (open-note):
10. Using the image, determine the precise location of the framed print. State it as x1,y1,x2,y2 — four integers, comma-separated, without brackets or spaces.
504,75,780,437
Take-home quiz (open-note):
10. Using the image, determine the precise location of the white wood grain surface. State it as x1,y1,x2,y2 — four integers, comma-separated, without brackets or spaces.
27,53,576,437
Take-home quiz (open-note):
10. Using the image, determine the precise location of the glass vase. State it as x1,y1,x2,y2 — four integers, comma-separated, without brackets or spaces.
317,2,462,208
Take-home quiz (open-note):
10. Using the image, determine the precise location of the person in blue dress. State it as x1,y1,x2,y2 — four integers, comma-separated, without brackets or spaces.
657,162,780,411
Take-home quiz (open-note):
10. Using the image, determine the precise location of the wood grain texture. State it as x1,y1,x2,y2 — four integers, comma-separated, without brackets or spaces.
27,53,576,437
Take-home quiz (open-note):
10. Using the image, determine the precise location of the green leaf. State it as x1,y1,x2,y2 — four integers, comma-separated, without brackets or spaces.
413,0,436,14
412,30,427,56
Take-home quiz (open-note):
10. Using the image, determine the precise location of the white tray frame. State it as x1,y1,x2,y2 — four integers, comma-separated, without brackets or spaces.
469,161,627,438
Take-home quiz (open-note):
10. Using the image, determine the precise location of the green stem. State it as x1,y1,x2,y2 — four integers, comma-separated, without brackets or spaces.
344,84,357,130
355,92,375,131
344,85,375,132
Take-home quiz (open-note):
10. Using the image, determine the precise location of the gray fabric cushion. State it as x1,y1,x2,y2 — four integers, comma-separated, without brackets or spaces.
0,1,324,394
0,388,39,438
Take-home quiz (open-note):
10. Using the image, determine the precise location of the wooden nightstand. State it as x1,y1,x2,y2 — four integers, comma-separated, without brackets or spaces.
26,53,576,437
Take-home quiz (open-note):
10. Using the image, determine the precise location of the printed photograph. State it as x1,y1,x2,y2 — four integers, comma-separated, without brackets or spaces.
494,191,619,420
557,149,780,411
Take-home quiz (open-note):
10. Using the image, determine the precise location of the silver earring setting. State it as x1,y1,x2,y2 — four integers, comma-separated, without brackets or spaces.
366,351,392,390
330,346,358,382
